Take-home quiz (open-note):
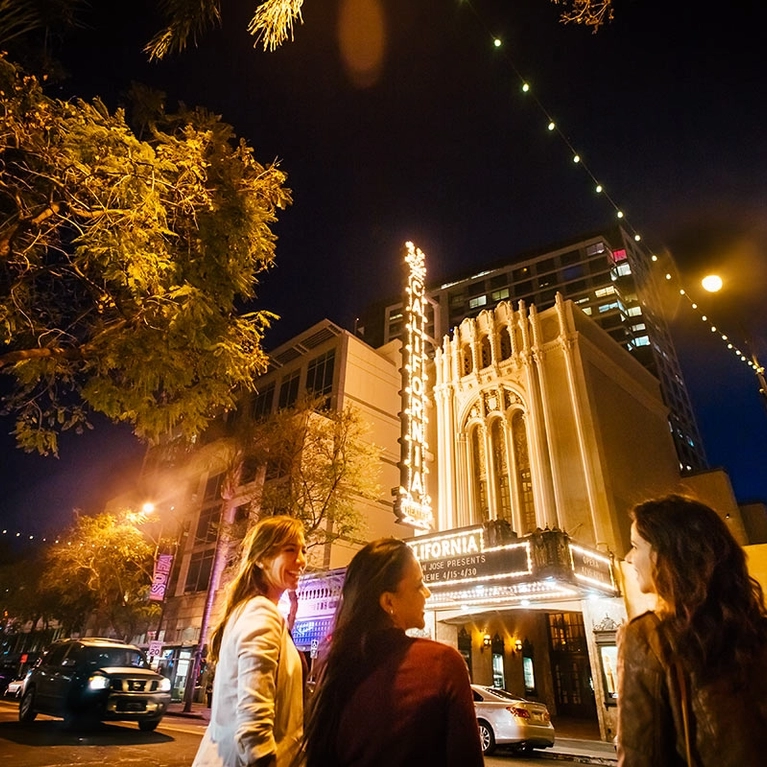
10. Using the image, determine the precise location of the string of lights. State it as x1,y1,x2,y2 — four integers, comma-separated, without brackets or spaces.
461,0,763,380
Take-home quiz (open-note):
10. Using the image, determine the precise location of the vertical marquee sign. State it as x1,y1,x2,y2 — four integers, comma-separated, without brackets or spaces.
393,241,434,531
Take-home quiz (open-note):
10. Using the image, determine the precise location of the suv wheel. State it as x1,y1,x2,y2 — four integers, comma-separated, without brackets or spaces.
19,688,37,723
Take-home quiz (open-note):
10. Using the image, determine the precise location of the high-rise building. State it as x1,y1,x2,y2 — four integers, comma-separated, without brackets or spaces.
358,225,706,474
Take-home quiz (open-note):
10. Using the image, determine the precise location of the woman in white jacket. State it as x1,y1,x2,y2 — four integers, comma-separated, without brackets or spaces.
193,516,307,767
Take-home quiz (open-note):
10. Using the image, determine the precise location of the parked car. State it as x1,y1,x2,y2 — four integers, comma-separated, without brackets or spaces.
4,676,26,698
471,684,555,756
18,638,171,731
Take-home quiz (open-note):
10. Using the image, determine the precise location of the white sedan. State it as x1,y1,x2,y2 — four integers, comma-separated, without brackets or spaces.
471,684,555,756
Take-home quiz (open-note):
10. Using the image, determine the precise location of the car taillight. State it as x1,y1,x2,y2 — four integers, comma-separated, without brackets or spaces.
507,706,530,719
543,710,551,722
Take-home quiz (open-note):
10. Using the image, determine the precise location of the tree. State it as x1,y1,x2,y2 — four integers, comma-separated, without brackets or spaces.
246,398,382,550
37,510,161,638
145,0,617,60
0,58,291,455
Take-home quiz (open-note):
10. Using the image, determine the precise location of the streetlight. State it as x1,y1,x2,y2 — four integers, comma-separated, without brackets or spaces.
699,273,766,413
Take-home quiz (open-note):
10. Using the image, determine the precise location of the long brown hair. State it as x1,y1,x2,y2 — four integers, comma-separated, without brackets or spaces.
208,515,304,662
631,494,767,676
303,538,414,766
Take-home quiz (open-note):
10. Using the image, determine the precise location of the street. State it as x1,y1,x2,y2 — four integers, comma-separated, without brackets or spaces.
1,698,550,766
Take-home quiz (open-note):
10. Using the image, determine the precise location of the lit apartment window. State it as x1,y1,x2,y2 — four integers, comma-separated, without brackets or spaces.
626,306,643,317
598,301,621,313
631,323,646,332
612,263,632,277
574,297,590,305
469,295,487,309
388,310,403,321
586,242,606,256
595,285,616,297
491,288,510,302
610,248,627,261
632,336,650,347
581,307,593,315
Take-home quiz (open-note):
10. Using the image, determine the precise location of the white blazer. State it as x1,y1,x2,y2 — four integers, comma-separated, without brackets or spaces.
192,595,304,767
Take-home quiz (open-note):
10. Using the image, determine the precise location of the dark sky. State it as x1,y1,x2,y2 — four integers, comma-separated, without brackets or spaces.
2,0,767,542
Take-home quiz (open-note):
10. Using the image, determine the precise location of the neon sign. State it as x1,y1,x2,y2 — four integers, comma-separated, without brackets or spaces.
393,241,434,530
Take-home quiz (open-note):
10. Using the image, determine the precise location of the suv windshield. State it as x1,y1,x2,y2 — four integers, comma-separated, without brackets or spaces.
83,648,147,668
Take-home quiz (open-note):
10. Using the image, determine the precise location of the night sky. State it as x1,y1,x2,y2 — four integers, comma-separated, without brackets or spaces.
2,0,766,542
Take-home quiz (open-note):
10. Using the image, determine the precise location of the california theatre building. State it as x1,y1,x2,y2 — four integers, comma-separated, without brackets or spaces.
283,242,756,743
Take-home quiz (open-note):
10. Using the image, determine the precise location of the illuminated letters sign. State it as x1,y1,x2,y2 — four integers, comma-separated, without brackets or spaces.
393,241,434,530
408,526,531,589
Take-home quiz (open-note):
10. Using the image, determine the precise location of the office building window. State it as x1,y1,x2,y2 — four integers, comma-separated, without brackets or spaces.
278,369,300,409
252,381,275,421
595,285,616,297
184,547,215,594
489,274,508,289
491,288,510,302
306,349,335,400
203,473,224,502
469,295,487,309
195,503,222,545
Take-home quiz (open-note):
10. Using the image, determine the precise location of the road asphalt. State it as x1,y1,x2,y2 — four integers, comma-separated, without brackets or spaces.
165,703,618,765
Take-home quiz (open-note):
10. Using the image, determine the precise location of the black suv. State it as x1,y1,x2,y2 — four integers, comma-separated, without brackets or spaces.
19,638,171,731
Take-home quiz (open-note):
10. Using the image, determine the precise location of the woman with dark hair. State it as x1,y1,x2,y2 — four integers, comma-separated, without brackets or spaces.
618,494,767,766
192,515,307,767
303,537,483,767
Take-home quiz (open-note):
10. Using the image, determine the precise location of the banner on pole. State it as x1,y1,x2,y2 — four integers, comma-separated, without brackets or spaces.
149,554,174,602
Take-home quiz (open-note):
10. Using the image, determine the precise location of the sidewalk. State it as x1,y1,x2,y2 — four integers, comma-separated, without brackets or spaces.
164,704,617,765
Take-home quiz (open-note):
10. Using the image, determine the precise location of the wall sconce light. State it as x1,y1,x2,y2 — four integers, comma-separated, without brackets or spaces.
481,632,492,652
515,639,523,654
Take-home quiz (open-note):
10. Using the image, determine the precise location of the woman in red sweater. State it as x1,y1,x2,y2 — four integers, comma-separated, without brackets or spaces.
303,538,483,767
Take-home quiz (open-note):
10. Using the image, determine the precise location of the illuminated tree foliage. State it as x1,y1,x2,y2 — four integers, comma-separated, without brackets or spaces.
0,58,291,455
37,511,160,638
146,0,615,60
247,399,382,549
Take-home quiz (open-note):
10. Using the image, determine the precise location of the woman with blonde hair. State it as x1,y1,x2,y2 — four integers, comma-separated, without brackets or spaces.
618,494,767,766
193,515,307,767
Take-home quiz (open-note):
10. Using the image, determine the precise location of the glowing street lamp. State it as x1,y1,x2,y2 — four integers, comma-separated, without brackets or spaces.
701,274,723,293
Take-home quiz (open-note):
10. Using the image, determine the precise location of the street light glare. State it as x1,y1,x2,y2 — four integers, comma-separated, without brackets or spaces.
702,274,723,292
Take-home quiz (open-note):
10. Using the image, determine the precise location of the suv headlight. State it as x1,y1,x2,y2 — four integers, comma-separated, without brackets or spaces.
87,674,110,691
158,677,171,692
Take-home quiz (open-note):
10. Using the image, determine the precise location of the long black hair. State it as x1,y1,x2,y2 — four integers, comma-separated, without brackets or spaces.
632,494,767,677
303,537,415,766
